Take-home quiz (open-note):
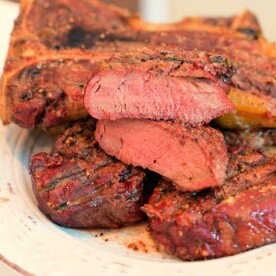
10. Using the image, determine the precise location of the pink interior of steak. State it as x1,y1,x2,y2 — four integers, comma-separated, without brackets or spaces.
95,119,228,191
85,47,235,125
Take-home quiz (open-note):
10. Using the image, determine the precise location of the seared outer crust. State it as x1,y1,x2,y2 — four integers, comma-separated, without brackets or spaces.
143,149,276,260
30,118,156,228
0,0,130,128
85,47,235,124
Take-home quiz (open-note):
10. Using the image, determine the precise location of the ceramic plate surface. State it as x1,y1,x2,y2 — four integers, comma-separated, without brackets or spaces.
0,1,275,275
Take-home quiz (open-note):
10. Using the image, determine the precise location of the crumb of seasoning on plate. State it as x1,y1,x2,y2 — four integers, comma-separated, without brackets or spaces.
127,240,149,253
128,243,139,251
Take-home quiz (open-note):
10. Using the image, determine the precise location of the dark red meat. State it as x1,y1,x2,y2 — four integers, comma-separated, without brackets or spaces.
95,119,228,191
142,148,276,260
30,119,156,228
7,59,103,129
85,47,235,125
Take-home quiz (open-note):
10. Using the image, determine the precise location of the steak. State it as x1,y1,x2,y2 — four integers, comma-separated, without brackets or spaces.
0,0,140,129
5,59,104,129
142,148,276,260
85,47,235,124
95,119,228,191
30,119,156,228
1,0,275,129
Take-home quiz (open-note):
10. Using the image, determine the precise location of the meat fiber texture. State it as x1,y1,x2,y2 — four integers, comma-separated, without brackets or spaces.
142,148,276,260
95,119,228,191
30,119,156,228
85,47,235,125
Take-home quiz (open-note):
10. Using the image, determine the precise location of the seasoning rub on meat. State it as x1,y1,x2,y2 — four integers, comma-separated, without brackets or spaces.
30,119,157,228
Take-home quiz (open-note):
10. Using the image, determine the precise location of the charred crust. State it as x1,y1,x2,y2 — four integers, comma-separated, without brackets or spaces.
29,119,157,228
53,45,61,50
55,118,97,159
21,90,34,101
18,66,42,79
208,55,237,83
8,58,97,129
144,151,276,260
237,28,260,39
65,27,137,49
119,166,132,181
56,202,69,211
67,26,89,48
94,158,113,170
210,56,224,63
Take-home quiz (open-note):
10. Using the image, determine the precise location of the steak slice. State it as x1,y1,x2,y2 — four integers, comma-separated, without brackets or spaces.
30,119,156,228
142,148,276,260
85,47,235,125
95,119,228,191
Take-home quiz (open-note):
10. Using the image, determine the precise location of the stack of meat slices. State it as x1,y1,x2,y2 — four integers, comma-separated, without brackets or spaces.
2,0,275,262
30,118,158,228
30,47,234,227
87,47,236,192
30,46,276,260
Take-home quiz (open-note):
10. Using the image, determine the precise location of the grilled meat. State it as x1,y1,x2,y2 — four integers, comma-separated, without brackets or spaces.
1,0,275,129
142,148,276,260
95,119,228,191
85,47,235,124
30,119,156,228
0,0,140,129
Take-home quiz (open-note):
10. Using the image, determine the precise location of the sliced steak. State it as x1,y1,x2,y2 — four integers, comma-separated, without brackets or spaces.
30,119,156,228
85,47,235,125
95,119,228,191
142,148,276,260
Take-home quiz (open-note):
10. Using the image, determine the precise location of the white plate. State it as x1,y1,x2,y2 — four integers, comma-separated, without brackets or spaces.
0,1,275,275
